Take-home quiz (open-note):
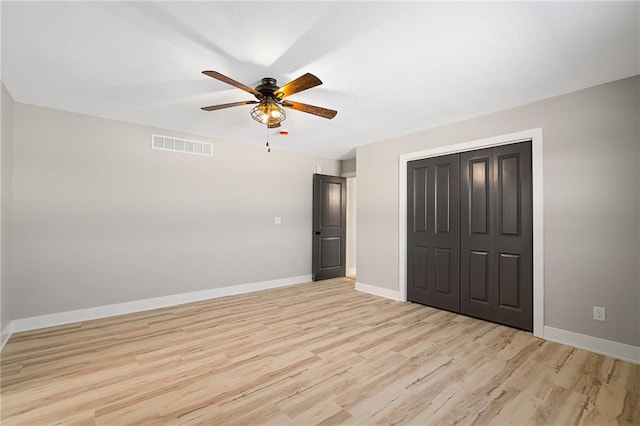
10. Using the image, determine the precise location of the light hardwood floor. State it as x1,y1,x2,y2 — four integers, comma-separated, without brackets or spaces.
1,278,638,425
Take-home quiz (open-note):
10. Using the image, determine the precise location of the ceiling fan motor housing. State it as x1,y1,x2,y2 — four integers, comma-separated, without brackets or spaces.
256,78,279,99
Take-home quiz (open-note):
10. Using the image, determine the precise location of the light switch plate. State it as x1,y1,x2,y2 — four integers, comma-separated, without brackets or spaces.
274,216,282,225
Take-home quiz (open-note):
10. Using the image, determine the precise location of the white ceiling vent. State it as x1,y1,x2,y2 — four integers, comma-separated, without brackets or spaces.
152,134,213,157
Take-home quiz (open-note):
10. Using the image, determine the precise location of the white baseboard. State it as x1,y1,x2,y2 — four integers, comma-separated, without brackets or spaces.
347,268,357,277
9,275,312,335
1,322,12,352
355,281,403,302
543,326,640,365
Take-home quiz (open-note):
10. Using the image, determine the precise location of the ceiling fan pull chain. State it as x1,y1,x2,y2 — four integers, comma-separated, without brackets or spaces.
266,125,271,153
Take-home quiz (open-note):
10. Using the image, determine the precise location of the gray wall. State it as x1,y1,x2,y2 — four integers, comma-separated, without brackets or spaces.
341,158,356,175
11,103,339,319
1,83,14,333
357,76,640,346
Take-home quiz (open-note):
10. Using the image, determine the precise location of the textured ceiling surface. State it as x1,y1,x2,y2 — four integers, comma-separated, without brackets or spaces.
2,1,639,159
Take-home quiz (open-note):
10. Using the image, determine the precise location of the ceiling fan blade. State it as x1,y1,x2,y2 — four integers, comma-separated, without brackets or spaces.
282,101,337,119
201,100,258,111
202,70,261,97
274,73,322,99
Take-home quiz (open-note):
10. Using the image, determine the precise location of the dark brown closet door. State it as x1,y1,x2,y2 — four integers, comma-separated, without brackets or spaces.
460,142,532,331
493,142,533,330
407,154,460,312
460,147,495,321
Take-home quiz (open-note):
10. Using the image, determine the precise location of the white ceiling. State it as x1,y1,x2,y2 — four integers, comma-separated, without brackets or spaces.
2,2,639,159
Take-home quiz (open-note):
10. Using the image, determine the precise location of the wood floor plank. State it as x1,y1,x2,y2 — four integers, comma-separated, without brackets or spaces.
2,277,638,425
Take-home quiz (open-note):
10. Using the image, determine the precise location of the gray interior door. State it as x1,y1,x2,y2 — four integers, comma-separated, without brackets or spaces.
312,174,346,281
407,154,460,311
408,141,533,331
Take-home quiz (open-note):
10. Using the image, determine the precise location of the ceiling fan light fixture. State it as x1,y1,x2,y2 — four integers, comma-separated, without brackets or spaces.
201,70,337,125
250,98,286,126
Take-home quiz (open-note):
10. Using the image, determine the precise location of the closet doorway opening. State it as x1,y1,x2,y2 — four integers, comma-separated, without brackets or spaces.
398,129,544,337
407,142,532,331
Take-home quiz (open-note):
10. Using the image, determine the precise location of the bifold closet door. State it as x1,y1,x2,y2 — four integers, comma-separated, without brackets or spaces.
460,142,533,331
408,141,532,331
407,154,460,312
460,148,495,321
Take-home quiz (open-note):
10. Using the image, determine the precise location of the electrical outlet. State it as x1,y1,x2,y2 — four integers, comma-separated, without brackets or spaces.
593,306,606,321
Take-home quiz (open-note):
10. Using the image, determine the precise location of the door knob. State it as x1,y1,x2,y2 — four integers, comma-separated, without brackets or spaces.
314,231,321,235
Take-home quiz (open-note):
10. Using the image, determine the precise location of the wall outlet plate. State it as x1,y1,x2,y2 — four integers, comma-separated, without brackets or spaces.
593,306,606,321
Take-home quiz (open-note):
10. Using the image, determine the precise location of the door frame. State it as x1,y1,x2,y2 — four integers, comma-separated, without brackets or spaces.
342,172,357,277
398,128,544,338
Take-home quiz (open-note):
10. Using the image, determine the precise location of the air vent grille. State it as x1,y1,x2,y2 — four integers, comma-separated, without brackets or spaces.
152,134,213,157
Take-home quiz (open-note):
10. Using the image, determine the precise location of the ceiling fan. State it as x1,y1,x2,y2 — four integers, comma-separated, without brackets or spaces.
200,70,337,129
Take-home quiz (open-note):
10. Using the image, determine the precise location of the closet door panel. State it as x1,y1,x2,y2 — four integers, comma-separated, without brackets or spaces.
460,149,495,321
407,160,432,306
493,143,533,331
407,154,460,312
